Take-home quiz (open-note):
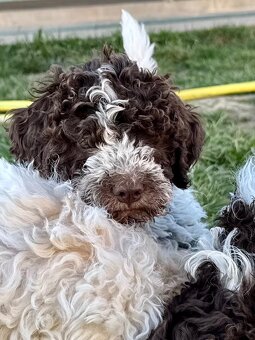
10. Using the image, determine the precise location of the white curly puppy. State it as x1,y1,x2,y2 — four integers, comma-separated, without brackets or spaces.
0,159,189,339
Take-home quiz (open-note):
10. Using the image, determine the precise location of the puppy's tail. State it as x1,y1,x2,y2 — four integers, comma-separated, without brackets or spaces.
121,10,157,72
236,155,255,204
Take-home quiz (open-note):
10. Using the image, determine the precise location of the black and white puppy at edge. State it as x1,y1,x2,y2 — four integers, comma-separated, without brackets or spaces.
150,156,255,340
0,11,211,340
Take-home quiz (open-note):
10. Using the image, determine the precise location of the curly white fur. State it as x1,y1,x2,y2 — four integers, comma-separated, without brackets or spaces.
150,186,213,251
79,134,171,209
185,236,252,291
0,159,187,339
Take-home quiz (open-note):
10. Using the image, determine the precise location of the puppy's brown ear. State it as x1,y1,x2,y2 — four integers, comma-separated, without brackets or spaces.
171,105,205,189
8,95,52,165
8,65,63,167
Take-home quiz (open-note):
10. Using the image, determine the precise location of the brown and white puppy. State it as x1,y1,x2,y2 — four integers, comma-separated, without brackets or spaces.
8,11,204,224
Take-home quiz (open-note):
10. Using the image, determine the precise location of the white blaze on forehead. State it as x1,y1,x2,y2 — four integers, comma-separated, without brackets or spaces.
86,67,128,144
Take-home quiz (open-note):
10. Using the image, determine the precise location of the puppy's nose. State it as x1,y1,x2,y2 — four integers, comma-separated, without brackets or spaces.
113,184,144,205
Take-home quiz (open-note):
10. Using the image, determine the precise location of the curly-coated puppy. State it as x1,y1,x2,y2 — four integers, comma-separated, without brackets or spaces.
0,158,189,340
218,156,255,253
149,263,245,340
8,11,204,224
149,156,255,340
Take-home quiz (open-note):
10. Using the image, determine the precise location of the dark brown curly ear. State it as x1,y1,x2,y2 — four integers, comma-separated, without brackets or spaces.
172,105,205,189
8,67,62,169
8,101,51,166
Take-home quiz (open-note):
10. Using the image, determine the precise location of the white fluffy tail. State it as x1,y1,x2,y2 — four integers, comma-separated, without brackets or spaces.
236,155,255,204
121,10,157,72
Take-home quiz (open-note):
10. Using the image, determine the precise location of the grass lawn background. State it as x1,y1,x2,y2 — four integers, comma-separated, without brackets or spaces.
1,26,255,224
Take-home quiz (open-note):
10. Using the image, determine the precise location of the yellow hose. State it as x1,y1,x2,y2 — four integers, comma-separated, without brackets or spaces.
179,81,255,101
1,81,255,117
0,100,32,113
0,100,31,122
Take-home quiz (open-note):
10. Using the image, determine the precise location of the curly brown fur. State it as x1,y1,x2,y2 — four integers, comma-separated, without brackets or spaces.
9,60,103,181
226,283,255,340
218,199,255,253
8,48,204,189
149,263,245,340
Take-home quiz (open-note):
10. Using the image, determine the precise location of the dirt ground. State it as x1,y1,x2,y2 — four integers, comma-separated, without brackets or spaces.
193,94,255,130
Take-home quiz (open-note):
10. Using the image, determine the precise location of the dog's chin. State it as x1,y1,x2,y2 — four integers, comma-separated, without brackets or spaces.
111,207,165,224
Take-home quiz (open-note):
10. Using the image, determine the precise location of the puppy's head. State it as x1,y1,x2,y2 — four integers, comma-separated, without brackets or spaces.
9,49,204,223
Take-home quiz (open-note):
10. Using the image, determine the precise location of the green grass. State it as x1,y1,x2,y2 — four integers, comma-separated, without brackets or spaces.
193,112,255,225
1,26,255,223
2,27,255,99
0,126,11,161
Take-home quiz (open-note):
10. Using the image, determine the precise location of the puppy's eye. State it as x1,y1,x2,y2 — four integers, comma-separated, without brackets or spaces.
72,102,95,118
115,111,128,125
